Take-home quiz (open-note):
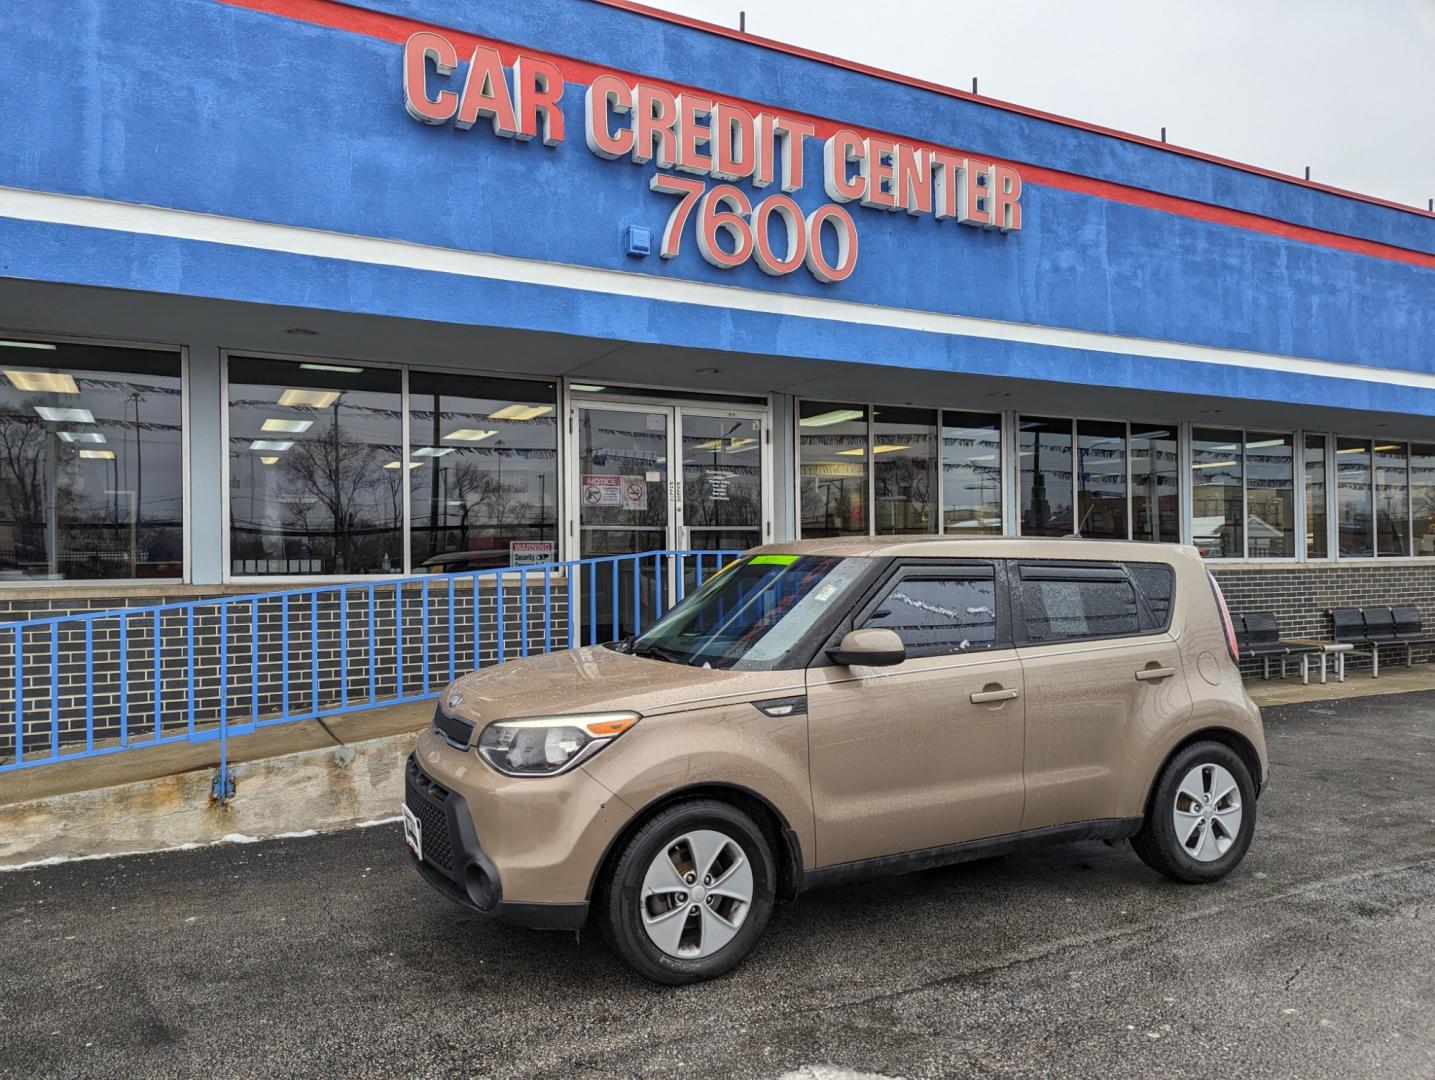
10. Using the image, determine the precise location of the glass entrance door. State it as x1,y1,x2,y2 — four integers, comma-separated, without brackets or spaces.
571,398,769,641
576,404,674,641
677,410,764,553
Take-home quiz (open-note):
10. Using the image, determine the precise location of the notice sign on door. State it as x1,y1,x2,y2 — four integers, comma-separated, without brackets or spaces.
622,476,647,510
509,541,553,566
582,475,622,506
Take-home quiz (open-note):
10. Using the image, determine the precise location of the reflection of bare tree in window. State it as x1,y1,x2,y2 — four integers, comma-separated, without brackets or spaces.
445,465,532,546
280,415,394,571
0,411,48,566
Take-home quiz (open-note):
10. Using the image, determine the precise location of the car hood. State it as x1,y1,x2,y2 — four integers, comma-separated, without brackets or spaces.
442,646,798,726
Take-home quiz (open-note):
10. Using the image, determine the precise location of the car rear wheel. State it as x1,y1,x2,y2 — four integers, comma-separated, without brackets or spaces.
1133,741,1257,884
599,798,775,985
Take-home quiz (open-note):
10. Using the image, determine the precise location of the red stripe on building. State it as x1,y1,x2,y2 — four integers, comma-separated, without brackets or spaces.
216,0,1435,272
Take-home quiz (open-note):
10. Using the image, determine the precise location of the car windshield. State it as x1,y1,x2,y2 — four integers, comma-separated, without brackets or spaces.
629,555,870,670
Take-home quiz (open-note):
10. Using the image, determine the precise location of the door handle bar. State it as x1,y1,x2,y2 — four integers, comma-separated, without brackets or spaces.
970,688,1020,704
1135,667,1177,682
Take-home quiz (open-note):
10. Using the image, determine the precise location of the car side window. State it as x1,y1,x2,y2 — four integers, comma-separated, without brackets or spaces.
1017,566,1140,642
1127,562,1175,632
862,575,1000,658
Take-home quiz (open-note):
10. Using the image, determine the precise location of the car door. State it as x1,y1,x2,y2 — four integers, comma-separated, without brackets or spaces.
806,561,1027,867
1012,559,1192,831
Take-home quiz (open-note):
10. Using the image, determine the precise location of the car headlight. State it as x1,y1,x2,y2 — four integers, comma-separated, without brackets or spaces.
476,712,640,777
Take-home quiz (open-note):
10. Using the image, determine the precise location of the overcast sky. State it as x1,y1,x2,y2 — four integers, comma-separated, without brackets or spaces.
636,0,1435,212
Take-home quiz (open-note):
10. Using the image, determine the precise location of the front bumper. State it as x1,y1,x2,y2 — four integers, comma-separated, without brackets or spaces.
403,754,588,931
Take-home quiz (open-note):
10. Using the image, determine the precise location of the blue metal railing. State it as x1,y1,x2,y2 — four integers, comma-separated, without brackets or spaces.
0,549,741,798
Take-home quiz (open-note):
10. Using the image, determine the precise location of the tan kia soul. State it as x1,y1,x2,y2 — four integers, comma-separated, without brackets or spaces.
403,538,1265,984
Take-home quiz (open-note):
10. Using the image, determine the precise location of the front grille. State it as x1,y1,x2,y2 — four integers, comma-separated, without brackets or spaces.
433,705,475,749
405,757,456,876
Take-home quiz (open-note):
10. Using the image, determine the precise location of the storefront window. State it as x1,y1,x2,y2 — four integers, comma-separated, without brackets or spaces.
1245,432,1294,558
1019,417,1073,537
1130,424,1179,543
1076,420,1127,539
1191,428,1243,559
941,411,1002,535
1336,438,1373,558
408,372,557,572
228,356,403,575
0,338,183,581
873,406,936,535
1412,444,1435,556
1375,442,1410,557
1305,435,1328,559
799,402,868,537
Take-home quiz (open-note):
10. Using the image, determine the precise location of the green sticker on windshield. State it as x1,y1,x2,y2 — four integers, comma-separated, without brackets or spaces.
750,554,799,566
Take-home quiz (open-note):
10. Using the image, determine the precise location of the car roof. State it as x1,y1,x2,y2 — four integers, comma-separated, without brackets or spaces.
748,535,1200,563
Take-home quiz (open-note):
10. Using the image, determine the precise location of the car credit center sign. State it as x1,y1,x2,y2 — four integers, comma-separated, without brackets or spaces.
402,32,1022,284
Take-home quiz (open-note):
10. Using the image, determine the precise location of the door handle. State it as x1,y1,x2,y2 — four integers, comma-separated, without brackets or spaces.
970,687,1020,704
1135,667,1177,682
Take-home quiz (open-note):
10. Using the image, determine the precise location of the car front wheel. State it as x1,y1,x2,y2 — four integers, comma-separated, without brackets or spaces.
599,798,776,985
1133,741,1257,884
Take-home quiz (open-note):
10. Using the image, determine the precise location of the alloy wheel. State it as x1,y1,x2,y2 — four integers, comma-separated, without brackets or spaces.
1172,762,1243,862
639,829,754,959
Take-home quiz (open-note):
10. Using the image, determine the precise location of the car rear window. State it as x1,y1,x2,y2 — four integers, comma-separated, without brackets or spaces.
1016,561,1175,642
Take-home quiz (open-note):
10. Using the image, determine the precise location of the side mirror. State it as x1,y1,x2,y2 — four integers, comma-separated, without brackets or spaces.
827,628,906,668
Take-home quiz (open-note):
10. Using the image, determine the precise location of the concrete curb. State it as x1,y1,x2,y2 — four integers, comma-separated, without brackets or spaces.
0,730,418,868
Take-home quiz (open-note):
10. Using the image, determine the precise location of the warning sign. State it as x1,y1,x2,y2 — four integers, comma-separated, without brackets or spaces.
509,541,554,566
581,475,622,506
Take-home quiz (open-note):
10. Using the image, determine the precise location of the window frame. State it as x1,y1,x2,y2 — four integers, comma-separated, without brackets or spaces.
0,329,189,588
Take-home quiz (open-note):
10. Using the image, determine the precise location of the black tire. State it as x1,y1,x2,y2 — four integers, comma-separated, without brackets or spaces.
598,798,776,985
1133,741,1257,884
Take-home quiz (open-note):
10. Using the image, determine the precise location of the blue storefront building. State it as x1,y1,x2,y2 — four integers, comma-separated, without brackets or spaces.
3,0,1435,635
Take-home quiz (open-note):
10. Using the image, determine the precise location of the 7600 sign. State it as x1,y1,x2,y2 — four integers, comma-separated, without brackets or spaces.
651,176,859,283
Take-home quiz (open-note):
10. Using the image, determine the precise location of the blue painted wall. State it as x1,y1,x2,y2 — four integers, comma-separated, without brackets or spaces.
1,0,1432,393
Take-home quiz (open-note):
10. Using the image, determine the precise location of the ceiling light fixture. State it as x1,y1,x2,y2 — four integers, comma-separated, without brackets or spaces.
299,363,362,374
78,449,115,460
1192,460,1238,469
383,460,424,470
35,406,95,423
261,418,314,434
443,429,497,442
6,369,76,393
250,439,294,452
836,444,910,457
0,341,59,352
58,431,106,444
259,456,281,465
411,447,455,458
277,388,341,409
488,404,554,421
800,409,864,428
569,384,606,393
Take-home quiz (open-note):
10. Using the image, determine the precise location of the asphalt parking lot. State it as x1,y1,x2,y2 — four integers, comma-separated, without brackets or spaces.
2,691,1433,1080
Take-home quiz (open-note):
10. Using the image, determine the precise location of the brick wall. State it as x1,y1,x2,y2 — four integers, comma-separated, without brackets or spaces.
1211,562,1435,677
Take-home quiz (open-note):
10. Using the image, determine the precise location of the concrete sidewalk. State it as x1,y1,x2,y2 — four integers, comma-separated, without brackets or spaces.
1244,662,1435,707
0,700,433,867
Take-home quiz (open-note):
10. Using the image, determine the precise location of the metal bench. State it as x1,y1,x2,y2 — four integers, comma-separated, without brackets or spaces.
1330,606,1435,677
1239,611,1322,683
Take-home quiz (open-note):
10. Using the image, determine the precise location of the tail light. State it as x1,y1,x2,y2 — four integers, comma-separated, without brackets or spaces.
1207,572,1240,661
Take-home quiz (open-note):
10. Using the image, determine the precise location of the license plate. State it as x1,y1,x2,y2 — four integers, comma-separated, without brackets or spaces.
402,804,423,862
